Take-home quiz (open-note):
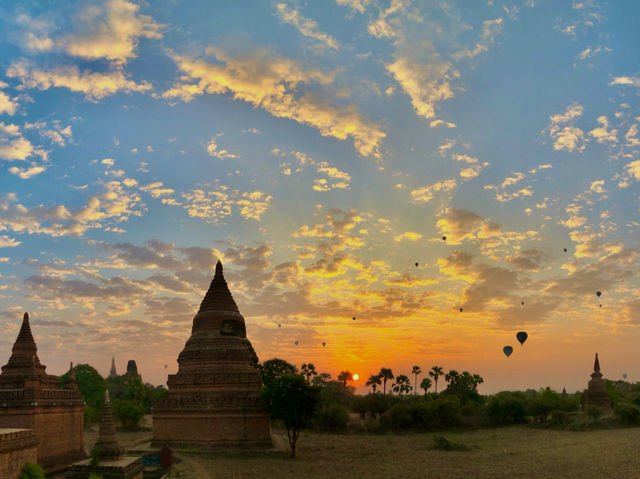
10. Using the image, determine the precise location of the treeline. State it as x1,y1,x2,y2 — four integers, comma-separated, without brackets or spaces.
60,364,167,430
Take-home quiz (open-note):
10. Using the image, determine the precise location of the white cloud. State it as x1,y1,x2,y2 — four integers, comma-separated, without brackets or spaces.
588,116,617,144
0,235,21,247
0,82,18,115
206,137,238,159
0,122,47,162
609,77,640,87
163,47,385,157
8,165,47,179
410,179,457,203
7,60,152,101
543,104,586,152
276,4,338,50
335,0,370,13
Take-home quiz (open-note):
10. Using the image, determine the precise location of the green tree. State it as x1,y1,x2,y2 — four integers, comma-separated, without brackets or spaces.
262,374,320,457
392,374,412,395
411,365,421,396
366,374,382,393
112,399,145,430
429,366,444,394
312,372,332,387
420,377,432,395
258,358,297,388
60,363,106,424
379,368,394,396
300,363,317,383
337,370,353,387
19,463,45,479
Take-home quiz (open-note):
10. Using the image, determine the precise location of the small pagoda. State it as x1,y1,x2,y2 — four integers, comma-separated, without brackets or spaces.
65,391,143,479
585,353,611,410
0,313,85,474
152,261,271,448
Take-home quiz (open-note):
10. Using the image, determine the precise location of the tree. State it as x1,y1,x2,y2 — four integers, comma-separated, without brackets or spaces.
420,377,432,395
366,374,382,393
379,368,394,396
337,371,353,387
262,374,320,457
429,366,444,394
392,375,412,395
112,399,145,430
258,358,297,388
312,372,332,387
411,365,421,396
301,363,317,383
60,363,106,423
443,370,484,404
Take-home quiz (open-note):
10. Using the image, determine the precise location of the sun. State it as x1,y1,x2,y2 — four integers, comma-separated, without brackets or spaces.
352,374,359,381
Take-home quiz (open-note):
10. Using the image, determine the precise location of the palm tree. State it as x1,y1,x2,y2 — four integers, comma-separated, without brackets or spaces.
420,377,432,395
337,370,353,387
445,369,460,387
392,374,412,395
366,374,382,393
411,365,421,395
300,363,317,383
379,368,394,396
429,366,444,394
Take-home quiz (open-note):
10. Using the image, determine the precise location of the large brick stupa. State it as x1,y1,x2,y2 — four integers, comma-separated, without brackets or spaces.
0,313,85,474
152,261,271,448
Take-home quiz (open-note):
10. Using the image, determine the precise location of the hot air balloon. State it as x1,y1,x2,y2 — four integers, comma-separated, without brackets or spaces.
623,373,628,379
503,346,513,357
294,340,299,346
322,342,326,347
278,324,282,328
352,316,356,321
415,262,419,267
521,301,525,306
563,248,567,253
164,364,168,369
459,307,463,312
596,291,602,298
516,331,528,345
442,236,447,241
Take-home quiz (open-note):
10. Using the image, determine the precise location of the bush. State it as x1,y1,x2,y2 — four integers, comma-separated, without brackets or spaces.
587,406,603,423
19,463,45,479
429,435,471,451
313,403,350,432
487,391,528,426
112,399,145,430
614,401,640,425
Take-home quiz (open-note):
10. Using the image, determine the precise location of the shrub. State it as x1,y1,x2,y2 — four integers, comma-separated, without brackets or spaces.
313,403,350,432
587,406,603,423
487,391,528,426
19,463,45,479
614,401,640,425
112,399,145,430
429,435,471,451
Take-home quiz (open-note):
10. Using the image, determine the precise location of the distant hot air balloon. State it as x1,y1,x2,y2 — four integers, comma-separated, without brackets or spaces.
352,316,356,321
596,291,602,298
278,324,282,328
459,307,463,312
563,248,567,253
516,331,528,345
599,304,602,308
442,236,447,242
415,262,419,267
623,373,628,379
164,364,168,369
503,346,513,358
322,342,326,347
294,340,299,346
521,301,525,306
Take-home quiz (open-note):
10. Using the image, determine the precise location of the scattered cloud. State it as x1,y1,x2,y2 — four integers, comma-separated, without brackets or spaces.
410,179,457,203
543,103,586,152
276,4,338,50
0,82,19,115
206,137,238,159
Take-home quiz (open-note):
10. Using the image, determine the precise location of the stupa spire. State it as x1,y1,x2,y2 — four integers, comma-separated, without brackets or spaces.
109,357,117,378
93,390,124,461
591,352,602,380
198,260,239,314
0,312,46,376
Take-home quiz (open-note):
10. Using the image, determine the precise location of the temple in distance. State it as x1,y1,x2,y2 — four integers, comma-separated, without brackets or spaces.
584,353,611,410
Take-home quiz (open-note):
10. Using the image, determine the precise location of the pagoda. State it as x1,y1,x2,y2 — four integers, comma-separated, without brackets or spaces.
0,313,85,474
66,391,143,479
109,357,118,378
152,261,271,448
585,353,611,410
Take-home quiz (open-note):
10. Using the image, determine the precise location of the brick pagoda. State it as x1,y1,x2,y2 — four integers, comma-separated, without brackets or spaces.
152,261,271,448
585,352,611,410
0,313,85,474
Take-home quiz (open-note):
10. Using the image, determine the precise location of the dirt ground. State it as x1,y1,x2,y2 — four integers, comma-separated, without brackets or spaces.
159,426,640,479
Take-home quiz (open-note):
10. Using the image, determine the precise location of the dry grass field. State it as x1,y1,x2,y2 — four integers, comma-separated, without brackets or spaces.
156,426,640,479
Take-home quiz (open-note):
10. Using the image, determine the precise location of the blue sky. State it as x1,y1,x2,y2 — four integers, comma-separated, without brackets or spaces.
0,0,639,393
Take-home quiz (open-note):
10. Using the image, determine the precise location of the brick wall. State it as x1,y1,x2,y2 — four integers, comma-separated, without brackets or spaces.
0,429,39,479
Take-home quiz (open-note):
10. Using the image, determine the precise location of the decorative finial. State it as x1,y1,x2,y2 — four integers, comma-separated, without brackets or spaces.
215,260,223,276
24,312,29,322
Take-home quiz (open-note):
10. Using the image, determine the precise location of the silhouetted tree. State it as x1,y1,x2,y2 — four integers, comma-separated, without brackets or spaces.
420,377,432,395
379,368,394,396
366,373,382,393
301,363,318,383
411,365,421,395
262,374,320,457
392,374,412,395
60,363,106,423
337,371,353,387
258,358,297,388
429,366,444,394
312,372,332,387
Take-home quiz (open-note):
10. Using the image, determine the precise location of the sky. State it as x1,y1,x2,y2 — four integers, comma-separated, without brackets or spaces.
0,0,639,394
